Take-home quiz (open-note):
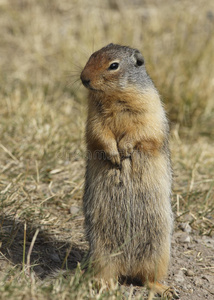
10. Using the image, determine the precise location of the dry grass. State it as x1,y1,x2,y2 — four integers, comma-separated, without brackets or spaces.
0,0,214,299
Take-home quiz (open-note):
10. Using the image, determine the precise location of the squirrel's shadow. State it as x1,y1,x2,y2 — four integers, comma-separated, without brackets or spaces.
0,214,86,279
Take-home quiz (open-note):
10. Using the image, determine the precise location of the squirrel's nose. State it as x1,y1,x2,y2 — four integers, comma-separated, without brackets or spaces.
81,79,91,88
80,72,91,88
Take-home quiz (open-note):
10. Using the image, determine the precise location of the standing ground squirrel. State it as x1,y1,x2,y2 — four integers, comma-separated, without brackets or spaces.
80,43,176,298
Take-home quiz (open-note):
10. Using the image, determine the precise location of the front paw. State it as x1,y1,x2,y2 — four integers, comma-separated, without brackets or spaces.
118,139,134,158
104,140,121,165
106,150,120,166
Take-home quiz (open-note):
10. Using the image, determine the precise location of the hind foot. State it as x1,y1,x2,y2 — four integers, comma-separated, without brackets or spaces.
148,282,179,299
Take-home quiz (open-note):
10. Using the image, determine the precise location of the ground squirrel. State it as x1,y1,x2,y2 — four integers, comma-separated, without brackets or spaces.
80,43,175,298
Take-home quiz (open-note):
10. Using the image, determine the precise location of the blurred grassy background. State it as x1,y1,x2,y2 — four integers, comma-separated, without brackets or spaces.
0,0,214,299
1,0,214,131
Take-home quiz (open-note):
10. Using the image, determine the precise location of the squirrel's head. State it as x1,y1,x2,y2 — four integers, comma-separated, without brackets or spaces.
80,43,151,94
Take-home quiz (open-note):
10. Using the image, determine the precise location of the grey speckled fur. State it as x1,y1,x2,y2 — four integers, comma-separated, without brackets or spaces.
83,147,173,281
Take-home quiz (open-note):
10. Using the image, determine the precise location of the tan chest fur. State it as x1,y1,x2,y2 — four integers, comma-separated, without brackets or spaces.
87,86,166,157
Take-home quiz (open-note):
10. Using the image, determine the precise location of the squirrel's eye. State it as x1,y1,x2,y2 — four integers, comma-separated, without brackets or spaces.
108,62,119,70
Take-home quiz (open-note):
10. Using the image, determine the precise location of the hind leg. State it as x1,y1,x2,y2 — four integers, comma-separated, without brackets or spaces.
147,246,179,299
138,240,177,299
91,256,119,288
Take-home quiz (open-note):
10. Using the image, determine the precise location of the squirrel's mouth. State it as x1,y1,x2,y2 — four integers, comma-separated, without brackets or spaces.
81,79,102,92
87,85,96,91
80,74,104,92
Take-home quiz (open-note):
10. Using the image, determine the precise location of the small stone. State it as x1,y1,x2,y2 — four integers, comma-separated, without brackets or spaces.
70,206,80,215
184,269,194,277
179,233,191,243
179,222,192,233
174,270,185,283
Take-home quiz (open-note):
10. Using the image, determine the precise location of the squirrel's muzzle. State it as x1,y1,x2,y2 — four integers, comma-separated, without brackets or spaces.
80,71,91,89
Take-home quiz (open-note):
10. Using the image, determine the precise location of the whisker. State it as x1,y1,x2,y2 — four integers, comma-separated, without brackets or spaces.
67,78,81,88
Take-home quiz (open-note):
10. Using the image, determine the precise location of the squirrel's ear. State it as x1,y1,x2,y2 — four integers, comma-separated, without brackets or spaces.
133,51,144,67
